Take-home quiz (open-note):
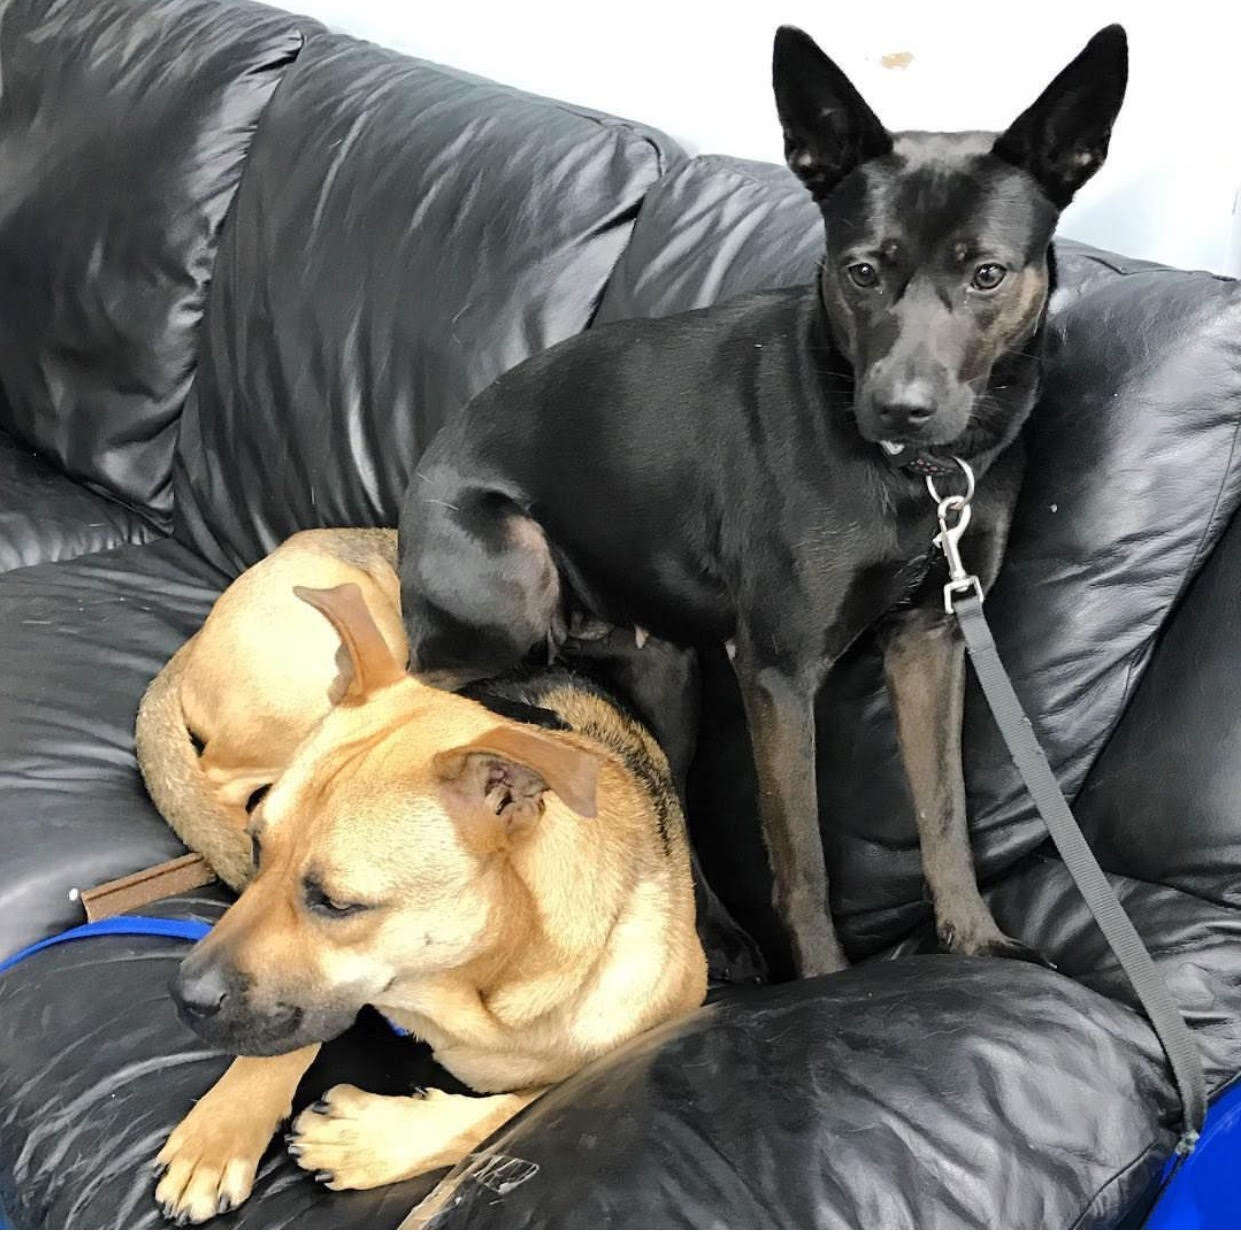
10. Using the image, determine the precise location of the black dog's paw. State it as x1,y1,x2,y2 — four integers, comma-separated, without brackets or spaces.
938,922,1057,970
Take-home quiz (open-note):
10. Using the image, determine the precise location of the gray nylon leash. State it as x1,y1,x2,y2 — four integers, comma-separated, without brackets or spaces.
927,461,1205,1152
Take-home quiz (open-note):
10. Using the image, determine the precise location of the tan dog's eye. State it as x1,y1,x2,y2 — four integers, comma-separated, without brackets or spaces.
303,877,369,919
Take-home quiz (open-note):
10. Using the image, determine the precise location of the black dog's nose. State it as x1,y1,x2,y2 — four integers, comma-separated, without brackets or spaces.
879,400,935,430
171,965,229,1021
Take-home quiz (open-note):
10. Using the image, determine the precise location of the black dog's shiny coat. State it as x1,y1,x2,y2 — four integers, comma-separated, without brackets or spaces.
400,25,1127,976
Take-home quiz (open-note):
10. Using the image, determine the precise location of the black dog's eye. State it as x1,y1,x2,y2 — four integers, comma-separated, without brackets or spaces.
847,262,879,289
971,262,1007,291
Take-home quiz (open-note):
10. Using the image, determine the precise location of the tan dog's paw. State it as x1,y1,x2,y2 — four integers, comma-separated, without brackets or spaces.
287,1084,438,1190
154,1103,271,1225
152,1047,319,1225
288,1083,488,1191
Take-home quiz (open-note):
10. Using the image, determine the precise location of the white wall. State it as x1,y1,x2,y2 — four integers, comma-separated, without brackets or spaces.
289,0,1241,275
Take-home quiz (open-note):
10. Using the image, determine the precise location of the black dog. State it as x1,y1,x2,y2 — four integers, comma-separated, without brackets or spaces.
399,25,1128,977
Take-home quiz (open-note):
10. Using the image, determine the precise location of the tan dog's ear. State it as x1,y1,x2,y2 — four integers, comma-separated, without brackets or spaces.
435,724,602,826
293,582,404,701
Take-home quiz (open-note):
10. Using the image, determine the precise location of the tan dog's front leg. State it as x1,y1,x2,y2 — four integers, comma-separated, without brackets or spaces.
287,1084,541,1192
155,1044,319,1224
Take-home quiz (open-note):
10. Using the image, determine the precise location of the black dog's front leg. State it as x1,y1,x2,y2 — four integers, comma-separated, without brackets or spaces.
732,648,847,977
880,608,1039,960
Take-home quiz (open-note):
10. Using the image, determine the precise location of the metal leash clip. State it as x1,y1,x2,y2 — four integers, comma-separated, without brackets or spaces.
927,458,982,613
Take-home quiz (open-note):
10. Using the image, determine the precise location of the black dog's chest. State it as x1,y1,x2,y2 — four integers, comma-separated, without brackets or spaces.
784,496,941,652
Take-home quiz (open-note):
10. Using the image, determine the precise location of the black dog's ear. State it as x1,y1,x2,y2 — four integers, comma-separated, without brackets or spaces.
992,25,1128,208
773,26,891,202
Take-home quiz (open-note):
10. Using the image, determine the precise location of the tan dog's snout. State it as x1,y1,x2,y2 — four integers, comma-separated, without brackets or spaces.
170,887,360,1058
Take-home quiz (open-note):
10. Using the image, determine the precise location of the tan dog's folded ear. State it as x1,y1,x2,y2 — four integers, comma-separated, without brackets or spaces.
435,724,602,825
293,583,405,701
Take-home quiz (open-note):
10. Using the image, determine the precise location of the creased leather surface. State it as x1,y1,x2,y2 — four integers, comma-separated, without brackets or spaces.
596,157,825,323
979,857,1241,1094
426,957,1177,1228
0,429,158,570
619,158,1241,963
172,30,679,575
0,541,227,956
0,0,305,524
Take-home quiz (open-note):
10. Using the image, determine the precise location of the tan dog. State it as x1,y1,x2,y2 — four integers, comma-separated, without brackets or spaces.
135,529,707,1225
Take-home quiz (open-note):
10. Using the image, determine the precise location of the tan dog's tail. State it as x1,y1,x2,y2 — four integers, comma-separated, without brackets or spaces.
135,637,254,891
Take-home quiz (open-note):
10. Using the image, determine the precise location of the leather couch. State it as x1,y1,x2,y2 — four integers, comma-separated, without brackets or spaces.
0,0,1237,1227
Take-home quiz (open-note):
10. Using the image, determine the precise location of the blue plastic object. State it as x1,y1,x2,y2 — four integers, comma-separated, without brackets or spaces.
0,915,210,976
1146,1079,1241,1228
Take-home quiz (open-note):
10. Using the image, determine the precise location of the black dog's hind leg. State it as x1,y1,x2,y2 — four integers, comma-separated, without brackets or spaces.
732,641,847,977
400,482,563,689
880,608,1043,962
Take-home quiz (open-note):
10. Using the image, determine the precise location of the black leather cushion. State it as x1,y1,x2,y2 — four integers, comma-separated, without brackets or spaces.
0,0,305,525
980,857,1241,1094
173,31,681,575
1050,241,1168,309
0,429,158,570
0,541,227,957
426,956,1180,1228
610,158,1241,966
3,703,1238,1229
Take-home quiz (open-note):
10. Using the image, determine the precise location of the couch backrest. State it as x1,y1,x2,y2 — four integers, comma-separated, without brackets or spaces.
172,29,681,573
599,155,1241,964
0,0,306,527
595,156,823,323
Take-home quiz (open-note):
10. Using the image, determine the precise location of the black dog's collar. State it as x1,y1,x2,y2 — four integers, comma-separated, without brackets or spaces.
879,445,963,480
901,453,962,479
